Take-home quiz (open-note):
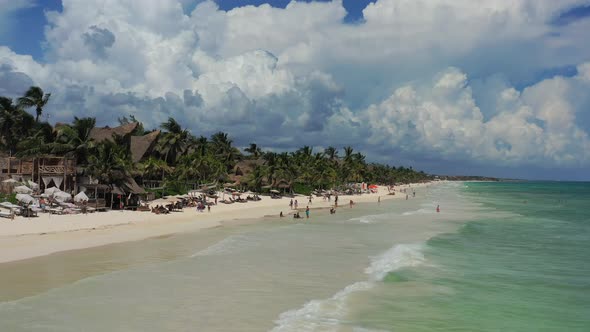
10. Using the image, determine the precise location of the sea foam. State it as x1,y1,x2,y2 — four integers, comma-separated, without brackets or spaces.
271,244,425,331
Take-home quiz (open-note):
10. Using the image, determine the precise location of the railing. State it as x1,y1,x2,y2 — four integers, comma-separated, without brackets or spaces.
39,165,75,174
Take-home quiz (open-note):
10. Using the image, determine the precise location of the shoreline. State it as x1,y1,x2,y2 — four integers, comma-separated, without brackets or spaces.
0,183,436,264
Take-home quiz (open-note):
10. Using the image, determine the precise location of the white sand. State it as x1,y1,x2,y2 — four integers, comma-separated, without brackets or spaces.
0,184,432,263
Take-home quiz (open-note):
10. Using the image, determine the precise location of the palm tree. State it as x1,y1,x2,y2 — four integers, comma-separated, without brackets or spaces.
211,131,242,171
48,117,96,164
137,156,172,181
87,140,133,186
18,86,51,122
0,97,31,155
323,146,338,161
157,117,190,165
244,143,262,159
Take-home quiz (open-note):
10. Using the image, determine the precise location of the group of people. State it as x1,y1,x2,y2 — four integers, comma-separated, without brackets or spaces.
151,205,171,214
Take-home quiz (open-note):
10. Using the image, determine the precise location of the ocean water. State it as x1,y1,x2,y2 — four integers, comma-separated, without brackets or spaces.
0,182,588,331
347,181,590,332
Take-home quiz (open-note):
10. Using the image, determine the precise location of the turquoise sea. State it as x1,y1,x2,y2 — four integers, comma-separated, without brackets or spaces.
347,181,590,331
0,181,588,331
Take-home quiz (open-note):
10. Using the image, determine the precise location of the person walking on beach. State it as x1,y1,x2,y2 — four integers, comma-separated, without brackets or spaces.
294,199,298,209
207,205,211,213
308,195,312,205
349,200,354,208
305,206,310,219
289,199,293,210
334,195,338,207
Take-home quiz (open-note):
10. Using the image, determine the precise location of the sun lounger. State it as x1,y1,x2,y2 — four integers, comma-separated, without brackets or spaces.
47,207,64,215
0,210,14,219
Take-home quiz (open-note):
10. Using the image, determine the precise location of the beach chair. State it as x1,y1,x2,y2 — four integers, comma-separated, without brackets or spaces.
0,210,14,219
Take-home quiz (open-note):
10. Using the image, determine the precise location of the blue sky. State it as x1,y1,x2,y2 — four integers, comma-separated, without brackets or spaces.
1,0,590,180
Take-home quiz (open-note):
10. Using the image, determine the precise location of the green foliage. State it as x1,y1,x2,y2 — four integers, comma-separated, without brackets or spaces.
1,86,433,194
17,86,51,122
0,193,17,204
293,183,313,196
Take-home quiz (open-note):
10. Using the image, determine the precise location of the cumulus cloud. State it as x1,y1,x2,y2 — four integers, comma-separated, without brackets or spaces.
82,26,115,58
0,0,590,176
359,66,590,167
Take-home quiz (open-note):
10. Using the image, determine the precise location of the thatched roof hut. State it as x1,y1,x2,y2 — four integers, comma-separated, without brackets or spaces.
130,130,160,163
89,122,139,143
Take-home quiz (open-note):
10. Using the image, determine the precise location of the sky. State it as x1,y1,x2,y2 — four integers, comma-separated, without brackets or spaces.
1,0,590,181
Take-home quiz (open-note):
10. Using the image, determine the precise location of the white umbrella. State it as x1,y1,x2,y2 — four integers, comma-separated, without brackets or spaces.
16,194,35,204
74,191,89,202
54,191,72,202
45,187,61,195
14,185,33,194
27,180,39,189
2,178,18,184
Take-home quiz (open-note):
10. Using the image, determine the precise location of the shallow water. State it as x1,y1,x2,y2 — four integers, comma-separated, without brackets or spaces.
1,182,572,331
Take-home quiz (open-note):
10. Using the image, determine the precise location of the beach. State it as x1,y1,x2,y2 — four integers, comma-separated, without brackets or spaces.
0,183,428,264
2,181,587,331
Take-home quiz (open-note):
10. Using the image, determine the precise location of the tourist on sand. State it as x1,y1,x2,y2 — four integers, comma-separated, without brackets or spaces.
305,206,310,218
334,195,338,207
308,195,312,204
207,205,211,213
280,211,284,218
289,199,293,209
349,200,354,208
294,199,298,209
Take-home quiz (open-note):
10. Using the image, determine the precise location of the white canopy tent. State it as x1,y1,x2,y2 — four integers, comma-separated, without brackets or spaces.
74,191,89,202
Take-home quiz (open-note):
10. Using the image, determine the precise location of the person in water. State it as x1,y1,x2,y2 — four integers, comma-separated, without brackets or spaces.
305,206,310,218
436,205,440,213
280,211,284,217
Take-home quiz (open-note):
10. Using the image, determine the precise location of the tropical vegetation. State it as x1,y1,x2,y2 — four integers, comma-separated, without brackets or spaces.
1,87,432,195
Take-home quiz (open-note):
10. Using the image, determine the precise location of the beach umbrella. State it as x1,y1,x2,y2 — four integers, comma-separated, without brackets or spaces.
16,194,35,204
27,180,39,189
45,187,61,195
368,185,378,189
2,178,18,184
74,191,89,202
14,185,33,194
54,191,72,202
